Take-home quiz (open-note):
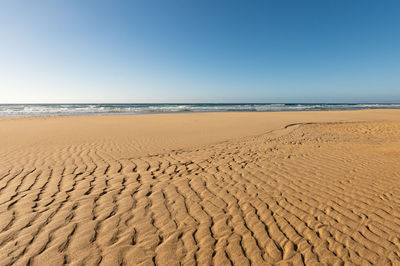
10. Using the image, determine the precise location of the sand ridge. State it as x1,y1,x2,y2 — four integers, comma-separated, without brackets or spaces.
1,111,400,265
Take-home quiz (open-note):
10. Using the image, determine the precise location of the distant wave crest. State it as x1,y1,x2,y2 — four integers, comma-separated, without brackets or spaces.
0,103,399,117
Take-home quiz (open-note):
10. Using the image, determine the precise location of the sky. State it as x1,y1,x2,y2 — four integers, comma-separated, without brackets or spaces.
1,0,400,103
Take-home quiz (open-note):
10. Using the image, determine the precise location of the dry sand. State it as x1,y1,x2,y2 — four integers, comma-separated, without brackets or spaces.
0,109,400,265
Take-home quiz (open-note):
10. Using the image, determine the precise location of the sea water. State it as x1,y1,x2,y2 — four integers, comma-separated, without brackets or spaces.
0,103,399,117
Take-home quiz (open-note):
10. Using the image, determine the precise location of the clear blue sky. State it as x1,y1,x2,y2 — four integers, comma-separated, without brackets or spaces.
1,0,400,103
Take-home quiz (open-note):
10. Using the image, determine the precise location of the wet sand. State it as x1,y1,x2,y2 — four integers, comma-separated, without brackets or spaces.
1,110,400,265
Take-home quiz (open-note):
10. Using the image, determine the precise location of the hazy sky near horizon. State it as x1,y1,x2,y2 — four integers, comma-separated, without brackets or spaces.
1,0,400,103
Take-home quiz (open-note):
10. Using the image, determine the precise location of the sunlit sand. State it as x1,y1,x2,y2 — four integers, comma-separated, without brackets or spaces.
1,110,400,265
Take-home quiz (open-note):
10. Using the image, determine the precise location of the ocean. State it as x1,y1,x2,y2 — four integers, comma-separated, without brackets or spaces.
0,103,399,117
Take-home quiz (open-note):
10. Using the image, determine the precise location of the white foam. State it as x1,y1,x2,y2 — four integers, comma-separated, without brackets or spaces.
0,103,399,117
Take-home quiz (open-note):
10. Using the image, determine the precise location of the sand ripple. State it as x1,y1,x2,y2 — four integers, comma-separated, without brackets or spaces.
1,121,400,265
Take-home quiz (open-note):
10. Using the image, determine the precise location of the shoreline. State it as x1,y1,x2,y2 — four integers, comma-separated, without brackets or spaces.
1,103,400,118
1,107,400,119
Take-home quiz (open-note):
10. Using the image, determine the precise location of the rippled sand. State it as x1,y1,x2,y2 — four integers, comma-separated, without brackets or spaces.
1,110,400,265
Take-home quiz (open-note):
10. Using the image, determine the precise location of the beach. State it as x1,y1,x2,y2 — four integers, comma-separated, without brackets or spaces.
1,109,400,265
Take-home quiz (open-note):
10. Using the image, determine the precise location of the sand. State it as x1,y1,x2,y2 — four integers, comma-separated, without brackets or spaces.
0,109,400,265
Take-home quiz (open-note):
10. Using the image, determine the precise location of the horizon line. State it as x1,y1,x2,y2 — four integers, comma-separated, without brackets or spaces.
1,102,400,105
